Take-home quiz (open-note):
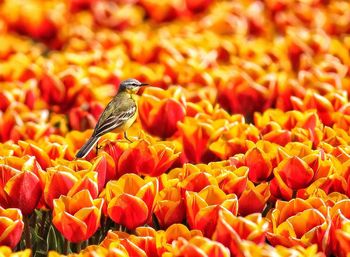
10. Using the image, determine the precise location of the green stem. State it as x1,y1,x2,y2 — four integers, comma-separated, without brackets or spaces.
64,239,70,254
24,216,32,249
40,211,48,238
75,242,82,253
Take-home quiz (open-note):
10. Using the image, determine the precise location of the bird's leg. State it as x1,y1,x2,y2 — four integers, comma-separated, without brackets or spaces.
124,131,132,143
95,141,99,155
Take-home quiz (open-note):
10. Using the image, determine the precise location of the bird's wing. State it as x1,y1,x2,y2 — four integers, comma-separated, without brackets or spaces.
93,96,137,138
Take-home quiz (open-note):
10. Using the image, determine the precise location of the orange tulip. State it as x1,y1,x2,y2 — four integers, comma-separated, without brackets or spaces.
105,174,158,230
17,141,52,170
0,164,42,215
179,170,217,193
185,185,238,237
0,246,31,257
178,115,226,163
238,181,270,216
335,222,350,257
209,123,259,160
0,207,23,249
329,200,350,257
170,236,230,257
245,147,273,183
90,153,116,191
212,210,268,256
101,229,157,257
139,87,186,139
44,169,77,209
44,168,99,209
273,156,314,191
215,166,249,198
154,186,185,229
104,139,180,177
217,74,269,119
52,190,103,243
68,101,103,131
267,197,330,252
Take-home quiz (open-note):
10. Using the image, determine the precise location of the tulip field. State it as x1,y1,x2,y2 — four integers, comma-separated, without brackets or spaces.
1,0,350,256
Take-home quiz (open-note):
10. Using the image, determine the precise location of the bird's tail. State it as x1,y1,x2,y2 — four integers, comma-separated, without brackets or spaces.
75,136,100,158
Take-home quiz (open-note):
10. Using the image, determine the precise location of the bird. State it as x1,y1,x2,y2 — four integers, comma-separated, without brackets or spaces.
75,78,148,158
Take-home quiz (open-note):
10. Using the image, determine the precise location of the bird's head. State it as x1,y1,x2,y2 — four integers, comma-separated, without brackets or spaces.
118,78,148,94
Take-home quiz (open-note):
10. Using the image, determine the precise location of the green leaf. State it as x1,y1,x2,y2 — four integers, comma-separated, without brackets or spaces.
47,225,58,251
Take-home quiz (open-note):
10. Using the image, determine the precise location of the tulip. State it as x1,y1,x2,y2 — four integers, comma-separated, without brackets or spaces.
217,73,269,119
52,190,103,243
273,156,314,191
238,181,270,216
185,185,238,237
44,167,99,209
329,200,350,256
106,174,158,230
68,101,103,131
212,210,268,256
101,229,157,257
215,166,249,198
104,139,180,177
0,164,42,216
138,87,186,139
178,115,230,163
267,198,330,252
0,246,31,257
245,147,273,183
154,186,185,229
0,207,24,249
209,123,259,160
170,236,230,257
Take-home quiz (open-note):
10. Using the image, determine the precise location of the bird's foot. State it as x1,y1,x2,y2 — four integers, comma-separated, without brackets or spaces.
124,131,133,143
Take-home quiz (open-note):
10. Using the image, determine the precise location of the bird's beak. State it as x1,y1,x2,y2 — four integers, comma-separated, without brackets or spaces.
140,83,149,87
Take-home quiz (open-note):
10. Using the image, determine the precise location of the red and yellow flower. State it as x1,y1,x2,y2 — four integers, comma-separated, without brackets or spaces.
52,190,103,243
0,207,23,249
105,174,158,230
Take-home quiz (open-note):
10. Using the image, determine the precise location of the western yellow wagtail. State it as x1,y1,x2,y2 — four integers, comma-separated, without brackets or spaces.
76,78,148,158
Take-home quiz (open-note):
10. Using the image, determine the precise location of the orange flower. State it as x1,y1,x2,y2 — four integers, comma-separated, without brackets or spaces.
44,168,98,209
209,123,259,160
329,200,350,257
0,246,31,257
0,164,42,215
52,190,103,243
185,185,238,237
179,169,217,193
90,153,116,191
245,147,273,183
273,156,314,191
68,101,103,131
267,198,330,252
138,87,186,139
170,236,230,257
0,207,23,249
215,166,249,198
217,73,269,119
238,181,270,216
335,222,350,257
104,139,180,177
212,210,268,256
154,186,185,229
178,113,245,163
102,228,158,257
105,174,158,230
